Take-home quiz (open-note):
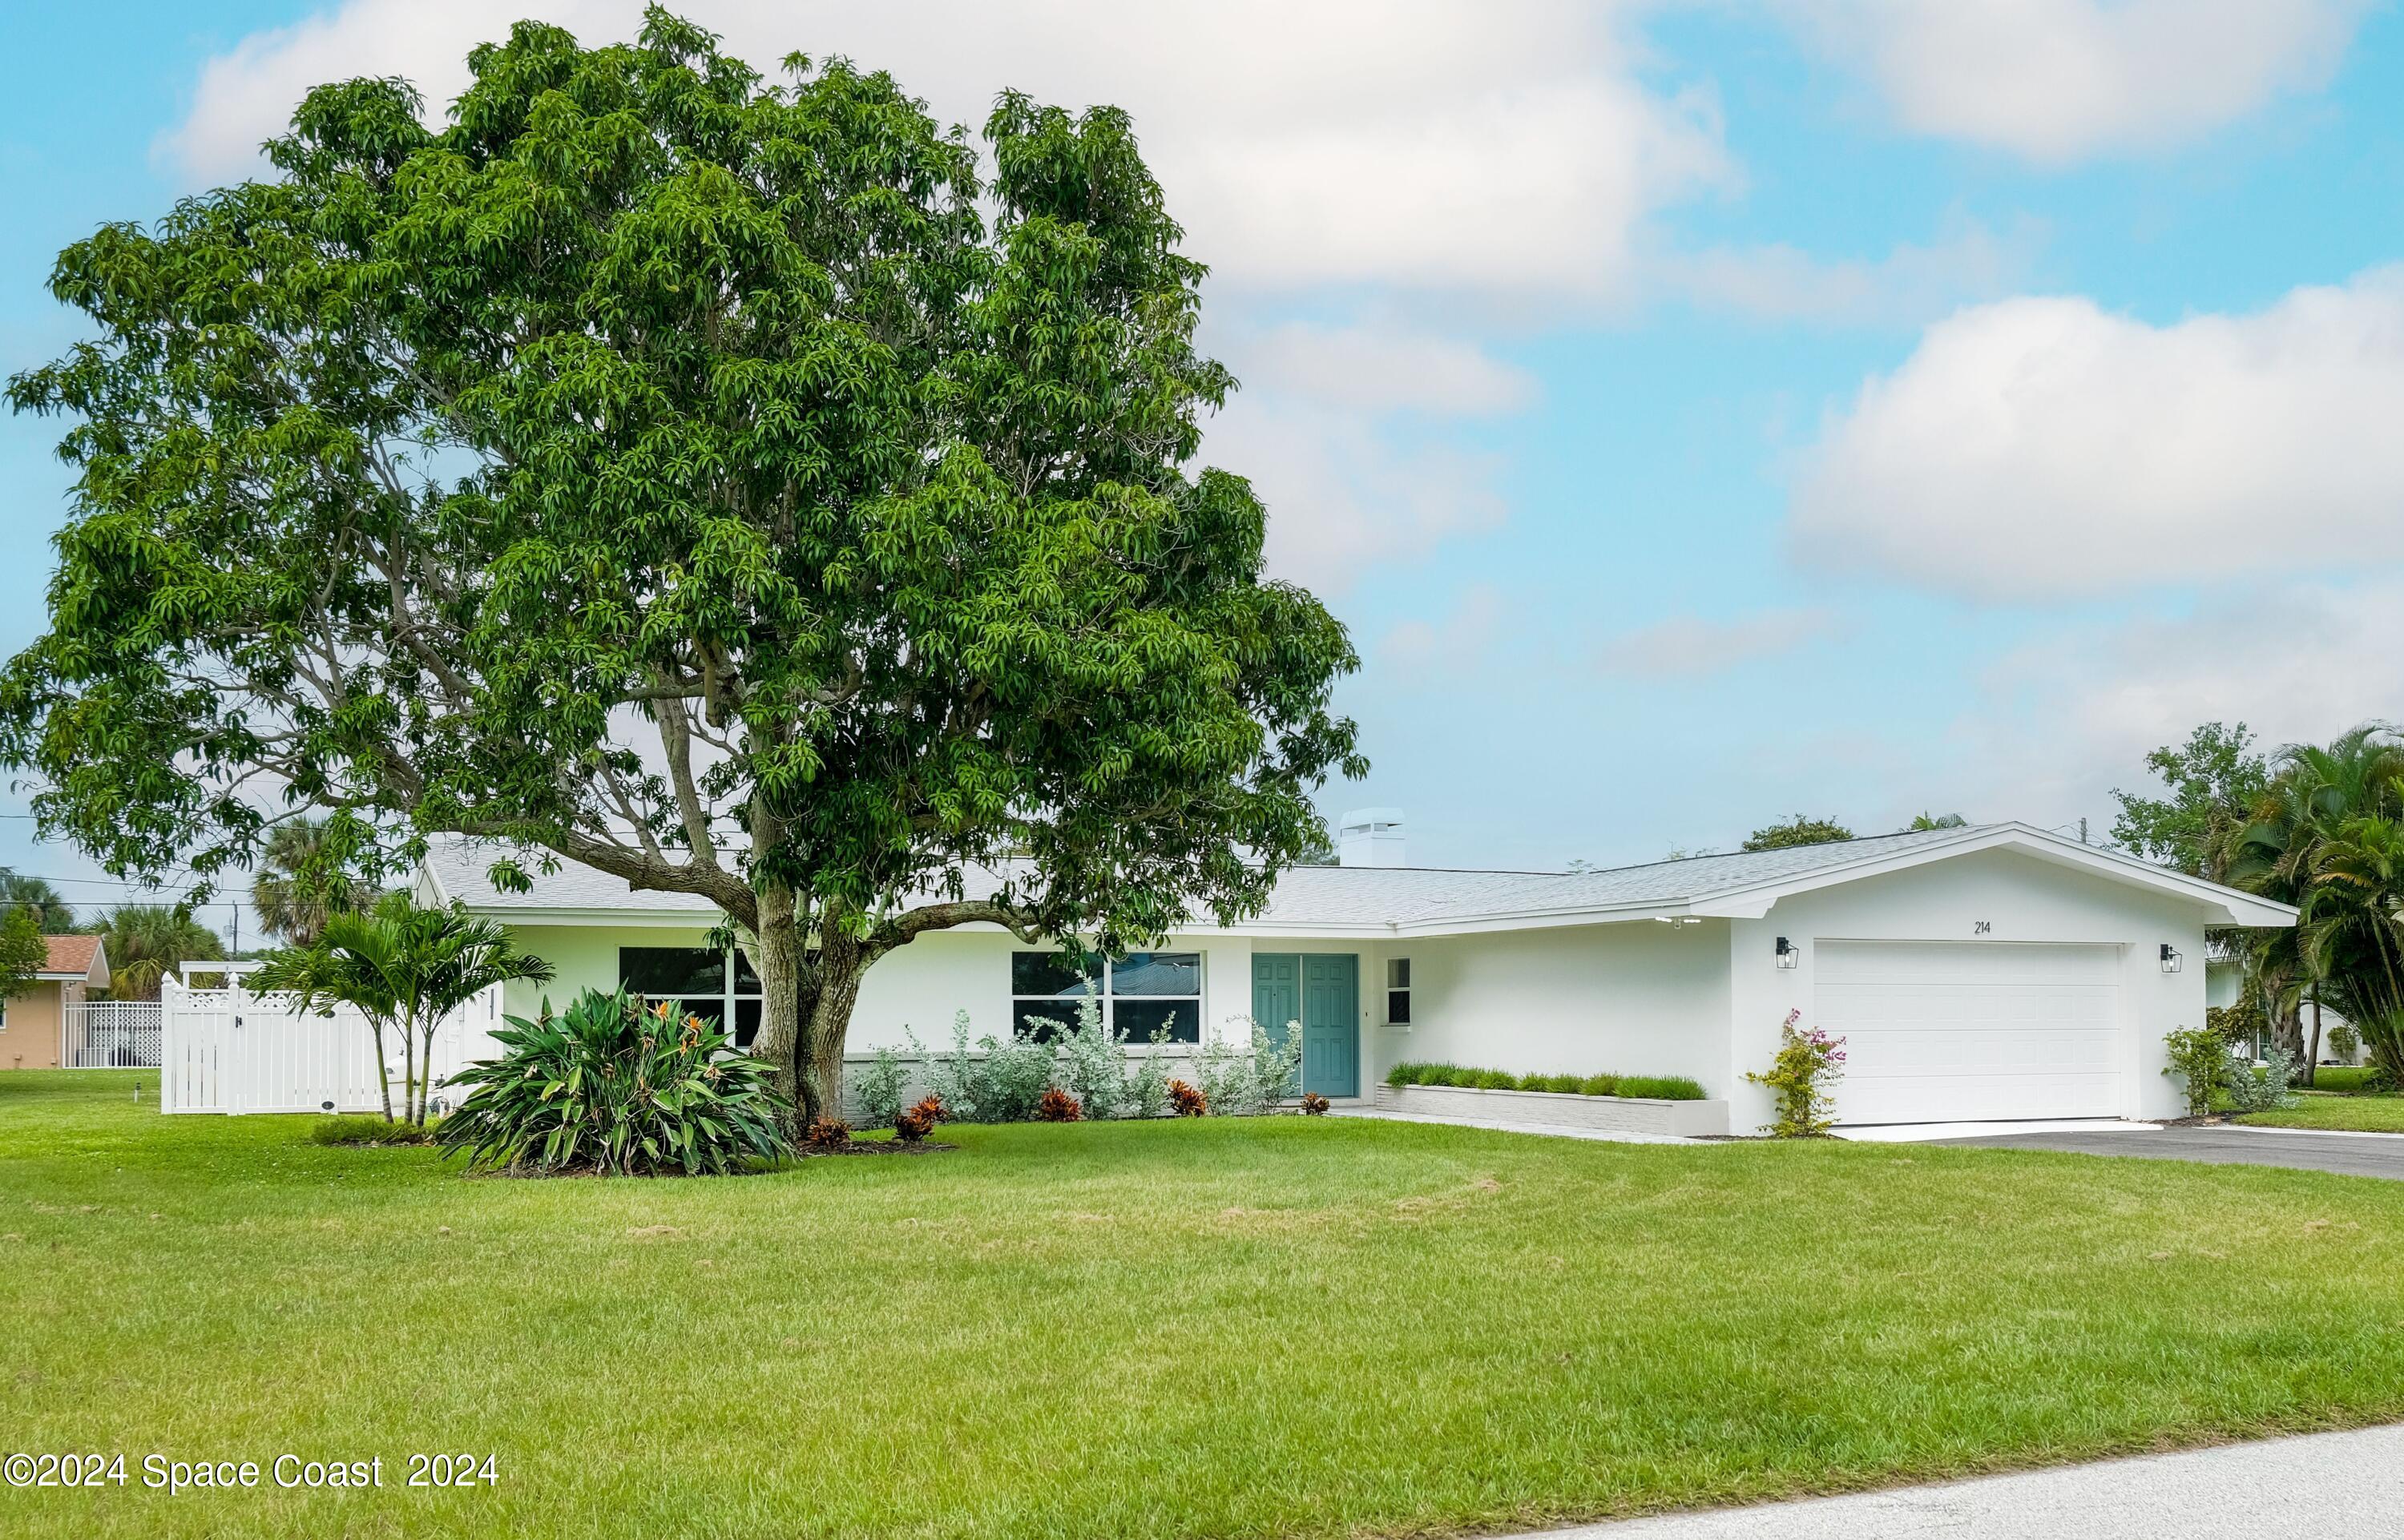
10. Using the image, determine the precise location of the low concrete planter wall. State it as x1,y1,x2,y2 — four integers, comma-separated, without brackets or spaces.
1375,1082,1728,1137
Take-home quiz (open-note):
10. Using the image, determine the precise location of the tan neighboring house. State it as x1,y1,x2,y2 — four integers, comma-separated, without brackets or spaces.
2,936,112,1070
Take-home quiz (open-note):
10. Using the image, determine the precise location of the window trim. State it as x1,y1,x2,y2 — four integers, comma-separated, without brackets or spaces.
618,944,764,1049
1010,950,1204,1046
1384,956,1412,1026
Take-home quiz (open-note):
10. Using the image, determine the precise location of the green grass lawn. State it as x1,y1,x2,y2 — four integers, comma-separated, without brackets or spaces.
2240,1090,2404,1132
7,1071,2404,1538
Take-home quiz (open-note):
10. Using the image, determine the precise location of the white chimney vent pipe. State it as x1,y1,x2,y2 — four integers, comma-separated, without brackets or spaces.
1338,808,1406,869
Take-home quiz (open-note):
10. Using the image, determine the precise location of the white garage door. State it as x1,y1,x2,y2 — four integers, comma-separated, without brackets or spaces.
1814,941,2123,1124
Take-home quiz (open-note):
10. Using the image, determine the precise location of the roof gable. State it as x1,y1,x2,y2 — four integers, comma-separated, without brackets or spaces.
38,933,108,984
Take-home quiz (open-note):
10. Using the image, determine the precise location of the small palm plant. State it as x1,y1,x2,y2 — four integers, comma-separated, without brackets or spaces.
439,990,790,1175
251,893,555,1125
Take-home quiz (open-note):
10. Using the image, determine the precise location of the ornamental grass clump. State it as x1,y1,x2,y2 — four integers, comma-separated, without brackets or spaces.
1745,1009,1846,1137
1035,1086,1083,1122
438,989,789,1175
1168,1078,1208,1117
804,1117,853,1151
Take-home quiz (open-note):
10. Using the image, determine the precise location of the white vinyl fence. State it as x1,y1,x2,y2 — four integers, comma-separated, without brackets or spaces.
159,965,506,1115
62,1000,163,1067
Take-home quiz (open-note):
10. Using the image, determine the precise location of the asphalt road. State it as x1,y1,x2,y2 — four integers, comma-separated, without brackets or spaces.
1543,1424,2404,1538
1930,1123,2404,1179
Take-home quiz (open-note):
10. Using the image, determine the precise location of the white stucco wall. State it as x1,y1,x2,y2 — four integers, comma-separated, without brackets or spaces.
1724,847,2208,1127
1373,921,1732,1091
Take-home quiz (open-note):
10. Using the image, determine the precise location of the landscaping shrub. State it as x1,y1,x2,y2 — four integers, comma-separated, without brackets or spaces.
1300,1091,1330,1116
893,1095,948,1144
1745,1009,1846,1137
1127,1030,1173,1119
1168,1078,1208,1117
853,1044,909,1129
912,1011,1055,1123
1051,986,1129,1121
1615,1074,1709,1101
1384,1062,1706,1100
2161,1025,2225,1118
1195,1016,1305,1115
2309,1066,2385,1094
439,990,790,1175
309,1114,435,1147
2326,1023,2361,1064
1036,1086,1083,1122
805,1117,853,1151
2223,1042,2299,1115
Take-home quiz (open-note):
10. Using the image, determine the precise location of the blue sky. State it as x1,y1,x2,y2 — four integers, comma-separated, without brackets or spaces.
5,1,2404,926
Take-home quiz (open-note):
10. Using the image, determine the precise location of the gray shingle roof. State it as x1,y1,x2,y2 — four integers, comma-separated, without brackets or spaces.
421,823,1999,933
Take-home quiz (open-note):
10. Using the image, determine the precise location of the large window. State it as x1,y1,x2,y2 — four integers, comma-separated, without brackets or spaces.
620,946,764,1048
1011,950,1203,1043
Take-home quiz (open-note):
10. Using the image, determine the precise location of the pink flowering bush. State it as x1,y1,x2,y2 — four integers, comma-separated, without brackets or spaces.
1745,1009,1847,1137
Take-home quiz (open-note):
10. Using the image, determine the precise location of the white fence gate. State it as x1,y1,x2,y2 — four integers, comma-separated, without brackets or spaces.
159,968,506,1115
62,1001,163,1067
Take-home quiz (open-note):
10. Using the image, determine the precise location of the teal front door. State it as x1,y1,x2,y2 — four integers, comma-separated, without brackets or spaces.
1253,953,1357,1098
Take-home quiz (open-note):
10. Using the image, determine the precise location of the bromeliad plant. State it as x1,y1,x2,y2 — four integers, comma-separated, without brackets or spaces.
1745,1009,1847,1137
438,989,789,1175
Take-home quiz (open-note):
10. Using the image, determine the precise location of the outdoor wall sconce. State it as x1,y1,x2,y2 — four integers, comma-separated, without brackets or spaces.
1775,936,1799,970
2160,943,2183,974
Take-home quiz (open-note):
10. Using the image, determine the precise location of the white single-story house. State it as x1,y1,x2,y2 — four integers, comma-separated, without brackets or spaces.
416,816,2296,1131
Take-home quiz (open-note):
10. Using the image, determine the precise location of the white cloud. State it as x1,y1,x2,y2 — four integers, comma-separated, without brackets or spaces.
1205,395,1507,593
1236,321,1536,416
162,0,1729,303
1595,607,1840,678
1789,268,2404,602
1668,216,2043,328
1769,0,2372,162
1952,579,2404,827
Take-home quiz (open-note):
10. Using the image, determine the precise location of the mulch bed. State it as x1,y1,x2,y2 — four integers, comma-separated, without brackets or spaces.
794,1140,958,1159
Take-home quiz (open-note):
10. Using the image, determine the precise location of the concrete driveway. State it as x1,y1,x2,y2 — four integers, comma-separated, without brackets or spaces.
1541,1424,2404,1539
1933,1123,2404,1179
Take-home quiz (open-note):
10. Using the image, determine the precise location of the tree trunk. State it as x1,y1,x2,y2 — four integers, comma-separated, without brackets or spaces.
748,884,807,1127
402,1018,419,1127
370,1021,395,1123
2270,997,2305,1065
2306,989,2323,1089
799,924,866,1128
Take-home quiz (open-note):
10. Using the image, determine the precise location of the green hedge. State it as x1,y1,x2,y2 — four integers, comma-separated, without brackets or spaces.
1386,1062,1708,1101
2304,1066,2388,1094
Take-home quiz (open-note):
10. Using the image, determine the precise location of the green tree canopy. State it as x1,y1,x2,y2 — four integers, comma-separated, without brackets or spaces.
85,905,225,1001
1,10,1361,1121
0,869,75,933
2110,721,2269,882
251,815,374,946
1742,816,1854,853
0,907,46,1003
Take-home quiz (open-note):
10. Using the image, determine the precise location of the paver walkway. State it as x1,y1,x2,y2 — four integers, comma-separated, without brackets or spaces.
1539,1423,2404,1538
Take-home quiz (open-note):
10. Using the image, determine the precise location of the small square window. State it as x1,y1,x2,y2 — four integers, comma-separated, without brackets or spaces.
1386,990,1411,1026
1386,958,1410,990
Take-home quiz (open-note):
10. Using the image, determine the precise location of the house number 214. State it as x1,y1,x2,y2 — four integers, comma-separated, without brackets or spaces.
1972,921,1991,935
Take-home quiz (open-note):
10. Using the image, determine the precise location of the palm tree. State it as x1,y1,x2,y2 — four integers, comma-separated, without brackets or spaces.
250,816,369,946
251,893,554,1124
2232,724,2404,1079
0,870,75,933
87,905,226,1001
